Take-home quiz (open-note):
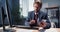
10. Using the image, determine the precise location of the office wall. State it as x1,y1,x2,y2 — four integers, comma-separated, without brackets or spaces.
42,0,60,27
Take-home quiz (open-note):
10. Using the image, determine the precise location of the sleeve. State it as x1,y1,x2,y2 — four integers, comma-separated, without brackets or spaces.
42,13,51,29
26,12,31,22
25,12,31,26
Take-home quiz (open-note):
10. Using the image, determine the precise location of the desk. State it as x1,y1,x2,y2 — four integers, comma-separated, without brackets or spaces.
14,28,60,32
0,26,60,32
33,28,60,32
14,25,60,32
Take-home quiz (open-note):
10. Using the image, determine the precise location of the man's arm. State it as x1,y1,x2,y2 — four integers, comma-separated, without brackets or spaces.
25,12,36,26
25,12,31,26
42,13,51,29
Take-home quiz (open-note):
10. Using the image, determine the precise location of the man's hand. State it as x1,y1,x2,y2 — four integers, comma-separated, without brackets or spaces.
40,21,47,28
38,21,47,28
29,20,35,24
38,21,47,30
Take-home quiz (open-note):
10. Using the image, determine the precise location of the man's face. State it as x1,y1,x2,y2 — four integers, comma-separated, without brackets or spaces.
33,4,41,12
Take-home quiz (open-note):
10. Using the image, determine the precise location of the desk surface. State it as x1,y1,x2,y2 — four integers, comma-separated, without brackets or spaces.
14,25,60,32
0,26,60,32
14,28,60,32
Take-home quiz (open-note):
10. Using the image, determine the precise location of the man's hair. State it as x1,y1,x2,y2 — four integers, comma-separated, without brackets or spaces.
33,2,42,6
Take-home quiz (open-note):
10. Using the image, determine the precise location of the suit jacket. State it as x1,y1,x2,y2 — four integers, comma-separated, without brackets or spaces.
25,11,51,29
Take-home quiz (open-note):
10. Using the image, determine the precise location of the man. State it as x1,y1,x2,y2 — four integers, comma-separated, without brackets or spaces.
25,2,51,29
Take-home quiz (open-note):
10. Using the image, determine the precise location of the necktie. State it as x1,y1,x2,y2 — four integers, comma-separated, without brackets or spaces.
34,13,38,24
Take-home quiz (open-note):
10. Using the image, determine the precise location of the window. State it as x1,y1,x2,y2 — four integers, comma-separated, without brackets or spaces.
19,0,34,17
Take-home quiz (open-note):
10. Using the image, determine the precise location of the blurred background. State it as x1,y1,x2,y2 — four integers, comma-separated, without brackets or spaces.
0,0,60,28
